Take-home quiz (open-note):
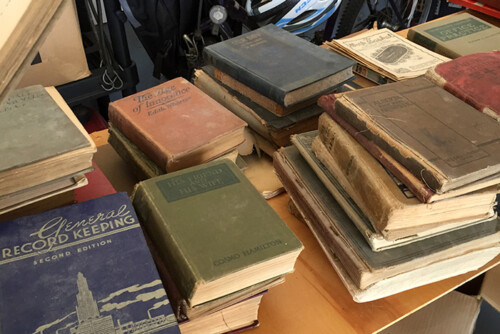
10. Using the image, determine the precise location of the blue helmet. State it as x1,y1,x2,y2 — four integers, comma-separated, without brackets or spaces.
245,0,341,34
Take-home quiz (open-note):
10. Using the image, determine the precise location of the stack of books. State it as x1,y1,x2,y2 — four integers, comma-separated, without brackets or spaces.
274,68,500,302
132,159,303,333
107,77,247,178
0,85,96,218
194,24,355,155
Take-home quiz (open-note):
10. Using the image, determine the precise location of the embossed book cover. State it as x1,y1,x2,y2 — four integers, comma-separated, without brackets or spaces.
0,192,179,334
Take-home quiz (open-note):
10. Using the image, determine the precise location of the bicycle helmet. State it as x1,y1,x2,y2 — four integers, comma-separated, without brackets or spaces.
245,0,341,34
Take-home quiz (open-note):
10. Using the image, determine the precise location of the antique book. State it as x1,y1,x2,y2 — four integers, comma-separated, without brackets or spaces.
0,85,96,197
324,29,449,81
0,0,64,106
0,192,180,333
425,52,500,121
0,173,86,215
353,63,395,85
178,294,262,334
203,24,354,116
292,131,498,251
108,78,247,172
132,159,303,307
314,113,498,239
322,103,500,203
274,145,500,302
193,66,322,147
407,12,500,59
328,77,500,194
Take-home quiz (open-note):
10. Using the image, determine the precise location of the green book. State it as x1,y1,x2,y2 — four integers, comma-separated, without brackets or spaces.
407,12,500,59
132,159,303,307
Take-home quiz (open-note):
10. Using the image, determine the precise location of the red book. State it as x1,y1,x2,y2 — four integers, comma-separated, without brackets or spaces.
425,51,500,121
73,160,116,202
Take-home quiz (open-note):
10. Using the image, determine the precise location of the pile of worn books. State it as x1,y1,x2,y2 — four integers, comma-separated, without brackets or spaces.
274,56,500,302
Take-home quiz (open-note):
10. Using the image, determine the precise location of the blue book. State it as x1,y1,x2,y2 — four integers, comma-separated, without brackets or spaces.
0,192,180,334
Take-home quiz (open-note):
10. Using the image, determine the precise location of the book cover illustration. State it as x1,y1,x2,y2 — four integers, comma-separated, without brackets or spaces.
0,193,179,334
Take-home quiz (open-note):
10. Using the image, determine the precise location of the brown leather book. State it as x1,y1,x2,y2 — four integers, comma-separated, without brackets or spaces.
108,78,247,172
328,77,500,194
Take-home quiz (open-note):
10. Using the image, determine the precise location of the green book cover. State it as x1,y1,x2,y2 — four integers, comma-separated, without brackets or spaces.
408,12,500,58
132,159,303,306
0,85,91,172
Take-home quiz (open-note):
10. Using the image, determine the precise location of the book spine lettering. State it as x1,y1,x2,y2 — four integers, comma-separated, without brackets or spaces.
331,98,444,193
203,49,287,106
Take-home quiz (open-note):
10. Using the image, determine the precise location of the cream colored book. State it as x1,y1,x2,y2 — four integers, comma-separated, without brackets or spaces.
324,28,449,81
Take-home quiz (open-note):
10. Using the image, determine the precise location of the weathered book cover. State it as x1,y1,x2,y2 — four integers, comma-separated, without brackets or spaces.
132,159,303,307
0,85,96,197
108,78,247,172
193,66,322,147
329,77,500,193
425,52,500,121
203,24,354,108
273,145,500,300
291,131,497,251
0,192,180,333
407,12,500,58
314,113,497,238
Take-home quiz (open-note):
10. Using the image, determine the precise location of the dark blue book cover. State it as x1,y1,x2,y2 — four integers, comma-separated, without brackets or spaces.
0,192,180,334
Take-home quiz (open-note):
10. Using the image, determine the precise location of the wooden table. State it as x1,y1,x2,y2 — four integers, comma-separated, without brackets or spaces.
91,130,500,334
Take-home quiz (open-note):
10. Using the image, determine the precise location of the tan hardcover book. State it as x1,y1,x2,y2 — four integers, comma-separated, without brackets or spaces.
407,12,500,59
0,0,65,106
0,85,96,197
314,114,497,239
329,77,500,194
108,78,247,172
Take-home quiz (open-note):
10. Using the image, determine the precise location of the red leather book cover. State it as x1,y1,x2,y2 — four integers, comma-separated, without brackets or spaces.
426,51,500,121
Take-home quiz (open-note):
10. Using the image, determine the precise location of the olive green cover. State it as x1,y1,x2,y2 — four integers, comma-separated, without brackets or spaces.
132,159,302,306
407,12,500,58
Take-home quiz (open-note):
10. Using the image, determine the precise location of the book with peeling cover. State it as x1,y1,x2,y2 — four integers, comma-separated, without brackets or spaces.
132,159,303,308
273,145,500,302
203,24,354,116
291,131,498,251
313,113,497,240
0,192,180,333
329,77,500,194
